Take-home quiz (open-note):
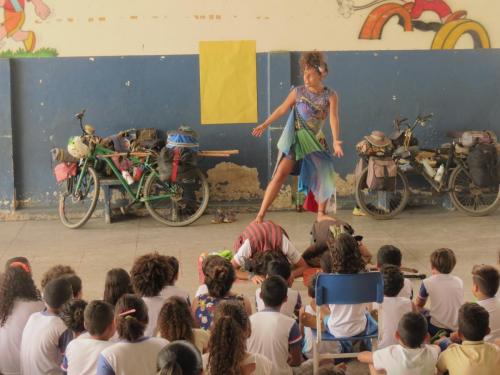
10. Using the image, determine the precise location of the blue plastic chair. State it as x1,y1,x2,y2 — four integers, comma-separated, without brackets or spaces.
312,272,384,374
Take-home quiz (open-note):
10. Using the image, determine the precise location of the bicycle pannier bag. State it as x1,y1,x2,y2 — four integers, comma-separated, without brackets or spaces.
467,144,499,187
366,157,397,191
356,131,393,157
54,162,77,183
460,130,497,147
158,126,199,182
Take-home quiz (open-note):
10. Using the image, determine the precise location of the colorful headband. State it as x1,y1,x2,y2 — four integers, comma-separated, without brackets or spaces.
9,261,30,273
119,308,136,317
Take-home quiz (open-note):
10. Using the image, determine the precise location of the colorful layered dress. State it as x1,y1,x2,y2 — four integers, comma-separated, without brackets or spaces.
276,85,336,212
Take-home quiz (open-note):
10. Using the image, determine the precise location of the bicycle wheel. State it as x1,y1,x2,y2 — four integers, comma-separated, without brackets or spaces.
355,167,410,220
448,165,500,216
144,168,209,226
58,166,100,229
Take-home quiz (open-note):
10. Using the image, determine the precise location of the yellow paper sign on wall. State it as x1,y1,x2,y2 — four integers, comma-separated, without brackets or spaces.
199,40,258,125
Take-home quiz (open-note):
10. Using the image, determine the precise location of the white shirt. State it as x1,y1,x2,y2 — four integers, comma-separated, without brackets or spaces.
255,287,301,318
20,311,68,375
142,295,167,337
202,352,273,375
302,304,340,358
0,299,44,375
195,284,208,297
63,337,113,375
327,303,368,338
233,235,302,266
375,296,413,349
159,285,190,305
419,274,464,330
247,310,302,375
478,296,500,343
98,337,168,375
398,278,413,299
373,344,440,375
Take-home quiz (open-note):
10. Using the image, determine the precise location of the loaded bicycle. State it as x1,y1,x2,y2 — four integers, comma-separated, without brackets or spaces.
57,110,235,229
355,114,500,219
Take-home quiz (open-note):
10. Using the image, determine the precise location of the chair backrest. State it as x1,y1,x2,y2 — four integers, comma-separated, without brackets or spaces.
315,272,384,305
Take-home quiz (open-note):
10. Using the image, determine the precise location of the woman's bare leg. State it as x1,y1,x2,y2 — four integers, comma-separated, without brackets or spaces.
255,158,296,223
317,200,335,222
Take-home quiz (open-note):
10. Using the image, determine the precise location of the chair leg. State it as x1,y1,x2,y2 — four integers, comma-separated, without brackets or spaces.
313,340,319,375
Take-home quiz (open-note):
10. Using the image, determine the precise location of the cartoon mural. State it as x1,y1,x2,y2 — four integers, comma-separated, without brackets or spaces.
338,0,490,49
0,0,51,53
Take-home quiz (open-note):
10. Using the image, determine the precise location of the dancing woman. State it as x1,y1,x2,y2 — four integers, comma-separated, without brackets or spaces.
252,51,343,223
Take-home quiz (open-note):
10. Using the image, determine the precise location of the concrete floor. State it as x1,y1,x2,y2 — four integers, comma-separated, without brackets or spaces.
1,208,499,374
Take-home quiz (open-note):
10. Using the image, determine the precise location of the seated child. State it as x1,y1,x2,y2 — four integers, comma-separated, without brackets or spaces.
231,220,308,284
377,245,413,299
97,294,168,375
20,277,73,375
247,275,303,375
255,259,302,318
59,299,88,352
302,219,371,268
437,303,500,375
159,256,190,305
471,264,499,343
103,268,133,307
130,252,171,336
192,257,252,330
300,274,340,359
358,312,441,375
158,296,209,353
62,300,116,375
416,248,464,335
375,265,413,349
323,234,377,352
157,341,204,375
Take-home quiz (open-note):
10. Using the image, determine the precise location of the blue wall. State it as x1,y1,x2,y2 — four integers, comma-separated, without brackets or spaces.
2,50,500,208
0,59,15,211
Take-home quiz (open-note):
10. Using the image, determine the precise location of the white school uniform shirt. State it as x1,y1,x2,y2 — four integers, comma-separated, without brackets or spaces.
202,352,273,375
302,304,340,359
159,285,191,304
62,337,113,375
233,235,302,266
142,295,167,337
255,287,302,318
247,309,302,375
398,278,413,299
327,303,368,338
373,344,440,375
0,299,44,375
20,311,68,375
478,296,500,343
419,273,464,330
375,296,413,349
97,337,168,375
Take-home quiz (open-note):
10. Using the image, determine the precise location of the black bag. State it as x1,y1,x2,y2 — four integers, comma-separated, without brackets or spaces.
367,157,397,191
158,147,198,183
132,128,164,151
467,144,499,187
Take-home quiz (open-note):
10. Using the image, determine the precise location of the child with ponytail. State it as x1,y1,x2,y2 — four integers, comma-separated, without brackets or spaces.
156,341,204,375
97,294,168,375
204,300,272,375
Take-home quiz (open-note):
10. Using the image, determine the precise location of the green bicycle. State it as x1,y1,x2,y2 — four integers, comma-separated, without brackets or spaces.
59,110,209,229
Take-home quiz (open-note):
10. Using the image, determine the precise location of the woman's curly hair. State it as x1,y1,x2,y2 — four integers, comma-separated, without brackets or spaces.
204,258,235,298
60,299,88,334
327,233,365,274
207,300,249,375
158,296,195,344
130,252,173,297
0,267,40,327
299,51,328,75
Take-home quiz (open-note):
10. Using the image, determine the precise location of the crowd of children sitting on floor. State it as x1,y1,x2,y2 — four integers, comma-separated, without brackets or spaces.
0,219,498,375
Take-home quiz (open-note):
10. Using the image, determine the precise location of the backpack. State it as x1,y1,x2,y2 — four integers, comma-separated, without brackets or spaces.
132,128,164,151
467,144,499,187
367,157,397,191
158,126,199,183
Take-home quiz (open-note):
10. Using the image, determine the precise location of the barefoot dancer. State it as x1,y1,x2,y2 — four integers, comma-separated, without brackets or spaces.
252,51,344,223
